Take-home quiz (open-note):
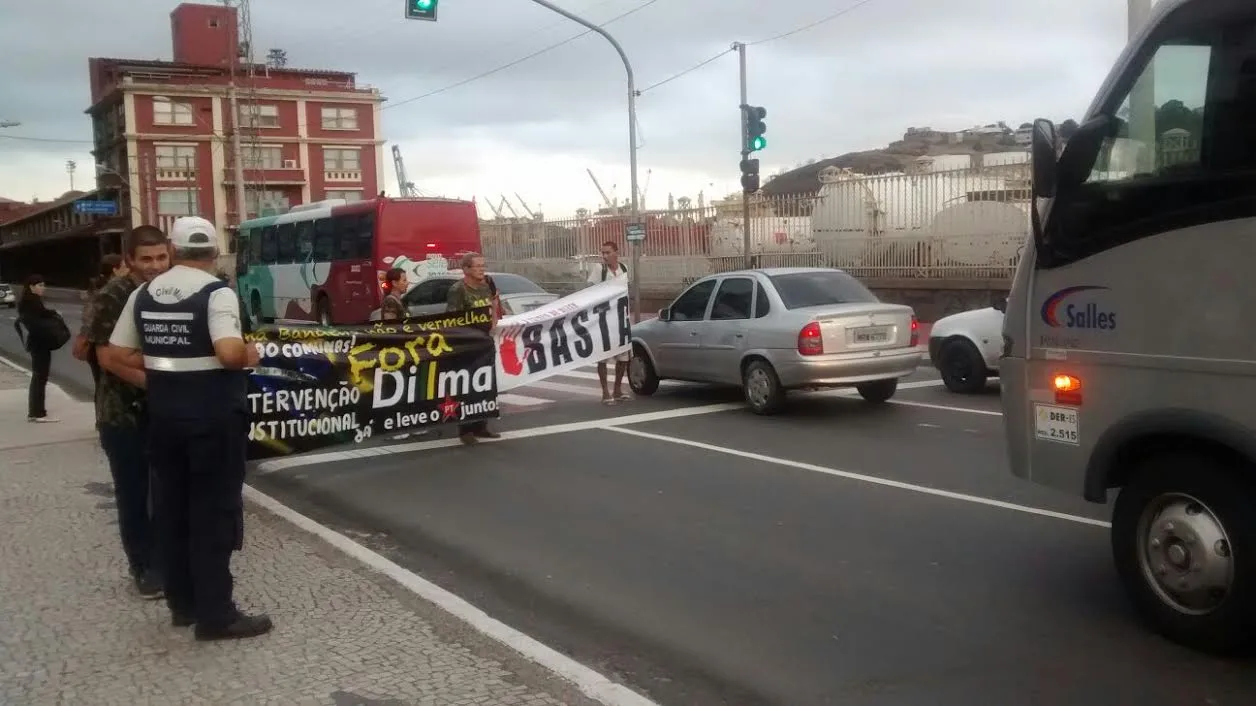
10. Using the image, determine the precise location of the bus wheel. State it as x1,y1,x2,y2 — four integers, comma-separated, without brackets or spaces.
1111,454,1256,655
249,291,264,326
315,296,332,327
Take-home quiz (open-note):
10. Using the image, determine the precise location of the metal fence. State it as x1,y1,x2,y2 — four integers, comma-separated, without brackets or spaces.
480,165,1030,292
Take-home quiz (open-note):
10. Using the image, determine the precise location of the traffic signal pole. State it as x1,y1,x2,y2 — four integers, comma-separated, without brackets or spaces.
527,0,642,322
736,42,751,269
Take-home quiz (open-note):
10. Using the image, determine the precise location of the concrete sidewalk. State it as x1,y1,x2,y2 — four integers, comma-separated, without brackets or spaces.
0,363,606,706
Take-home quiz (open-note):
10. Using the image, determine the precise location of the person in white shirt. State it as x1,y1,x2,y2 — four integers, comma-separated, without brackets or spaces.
588,240,630,404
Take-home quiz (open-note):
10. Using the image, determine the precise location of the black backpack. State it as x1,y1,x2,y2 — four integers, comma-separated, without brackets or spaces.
600,263,627,281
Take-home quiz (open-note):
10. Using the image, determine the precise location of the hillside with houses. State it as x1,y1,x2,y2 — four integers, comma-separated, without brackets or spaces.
763,120,1079,196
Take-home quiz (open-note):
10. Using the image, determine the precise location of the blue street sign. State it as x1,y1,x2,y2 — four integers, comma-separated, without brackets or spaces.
74,200,118,216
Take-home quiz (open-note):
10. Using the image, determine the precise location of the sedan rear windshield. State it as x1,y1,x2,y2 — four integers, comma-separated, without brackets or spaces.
490,273,547,295
768,271,879,309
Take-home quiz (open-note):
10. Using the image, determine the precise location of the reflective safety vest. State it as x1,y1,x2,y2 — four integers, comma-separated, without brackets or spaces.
134,279,247,418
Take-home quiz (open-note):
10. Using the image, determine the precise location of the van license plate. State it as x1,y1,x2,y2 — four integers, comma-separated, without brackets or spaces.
853,326,889,343
1034,403,1080,445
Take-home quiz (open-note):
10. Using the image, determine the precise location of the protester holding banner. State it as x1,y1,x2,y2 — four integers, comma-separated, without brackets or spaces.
446,252,502,445
588,241,631,404
380,268,408,321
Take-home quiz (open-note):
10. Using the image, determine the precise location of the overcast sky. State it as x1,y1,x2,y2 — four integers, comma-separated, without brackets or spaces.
0,0,1131,218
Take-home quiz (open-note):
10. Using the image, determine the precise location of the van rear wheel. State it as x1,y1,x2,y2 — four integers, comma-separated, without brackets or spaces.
1111,453,1256,655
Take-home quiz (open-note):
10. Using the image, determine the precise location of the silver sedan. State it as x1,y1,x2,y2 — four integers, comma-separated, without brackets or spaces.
629,267,923,414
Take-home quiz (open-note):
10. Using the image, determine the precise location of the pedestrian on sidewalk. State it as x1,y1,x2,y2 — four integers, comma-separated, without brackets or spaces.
108,216,272,641
15,274,70,423
92,228,170,599
588,240,631,404
74,254,128,392
446,252,502,445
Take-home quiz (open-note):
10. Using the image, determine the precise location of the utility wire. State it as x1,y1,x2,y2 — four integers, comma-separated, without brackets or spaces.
747,0,881,45
382,0,661,112
635,0,884,96
636,48,733,95
0,134,93,145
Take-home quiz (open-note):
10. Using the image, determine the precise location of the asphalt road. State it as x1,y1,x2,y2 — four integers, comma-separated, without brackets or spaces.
10,302,1255,705
251,380,1255,704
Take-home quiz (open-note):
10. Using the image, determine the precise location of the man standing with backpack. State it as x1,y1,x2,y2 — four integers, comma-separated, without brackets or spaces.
588,240,630,404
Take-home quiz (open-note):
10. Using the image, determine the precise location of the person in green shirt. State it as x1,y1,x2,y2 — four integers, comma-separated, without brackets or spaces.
89,225,171,599
446,252,501,445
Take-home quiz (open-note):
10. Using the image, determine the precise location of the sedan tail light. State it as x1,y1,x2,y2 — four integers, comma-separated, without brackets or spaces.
910,315,919,347
798,321,824,356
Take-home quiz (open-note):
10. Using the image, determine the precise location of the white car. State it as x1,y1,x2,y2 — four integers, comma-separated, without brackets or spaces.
0,283,14,308
927,299,1005,393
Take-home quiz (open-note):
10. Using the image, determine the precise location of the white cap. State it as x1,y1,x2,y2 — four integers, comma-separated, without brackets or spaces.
169,216,218,249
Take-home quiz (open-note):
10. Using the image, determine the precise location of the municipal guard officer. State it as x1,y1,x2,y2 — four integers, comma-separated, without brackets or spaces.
108,216,272,641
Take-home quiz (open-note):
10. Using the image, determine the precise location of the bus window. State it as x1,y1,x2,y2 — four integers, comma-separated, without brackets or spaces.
235,229,250,275
259,225,278,264
333,215,357,260
354,213,375,259
313,218,335,260
296,221,314,261
249,226,263,263
276,223,297,263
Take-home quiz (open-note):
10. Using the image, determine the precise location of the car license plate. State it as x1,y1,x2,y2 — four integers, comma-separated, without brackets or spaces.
852,326,890,343
1034,403,1080,445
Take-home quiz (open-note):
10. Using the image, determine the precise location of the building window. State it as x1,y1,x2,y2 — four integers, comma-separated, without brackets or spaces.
320,106,358,130
153,99,195,126
325,190,363,202
238,104,280,128
245,189,290,218
322,147,360,170
242,145,284,170
157,189,199,216
155,144,197,170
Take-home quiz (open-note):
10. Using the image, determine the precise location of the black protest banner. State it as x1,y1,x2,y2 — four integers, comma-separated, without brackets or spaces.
245,307,498,460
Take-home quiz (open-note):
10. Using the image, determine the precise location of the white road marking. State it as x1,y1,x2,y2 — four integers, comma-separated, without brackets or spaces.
527,380,607,396
498,393,551,406
559,370,680,386
0,353,71,398
601,426,1112,529
243,489,658,706
255,401,745,473
885,399,1002,417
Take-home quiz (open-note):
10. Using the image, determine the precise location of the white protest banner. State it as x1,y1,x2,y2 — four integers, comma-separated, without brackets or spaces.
494,279,631,391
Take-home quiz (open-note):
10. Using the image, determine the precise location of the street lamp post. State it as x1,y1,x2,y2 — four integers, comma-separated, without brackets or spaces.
524,0,642,321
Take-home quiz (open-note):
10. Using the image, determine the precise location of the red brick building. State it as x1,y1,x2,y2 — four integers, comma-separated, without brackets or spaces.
87,2,385,251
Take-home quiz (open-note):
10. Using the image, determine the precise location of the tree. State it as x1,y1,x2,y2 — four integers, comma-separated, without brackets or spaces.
1019,122,1033,129
1155,99,1202,136
1059,119,1080,139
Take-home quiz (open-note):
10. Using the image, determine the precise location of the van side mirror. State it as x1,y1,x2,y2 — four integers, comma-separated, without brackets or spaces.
1057,114,1116,191
658,308,671,322
993,296,1007,313
1031,118,1058,198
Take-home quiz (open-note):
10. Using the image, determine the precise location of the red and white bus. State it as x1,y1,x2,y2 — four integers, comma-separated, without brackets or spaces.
234,197,481,325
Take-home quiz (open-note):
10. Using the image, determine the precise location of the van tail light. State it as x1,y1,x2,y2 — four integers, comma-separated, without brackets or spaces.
910,315,919,347
798,321,824,356
1053,373,1082,405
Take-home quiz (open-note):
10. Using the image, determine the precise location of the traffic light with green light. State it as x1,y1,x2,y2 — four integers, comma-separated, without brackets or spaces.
743,105,767,152
405,0,438,21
